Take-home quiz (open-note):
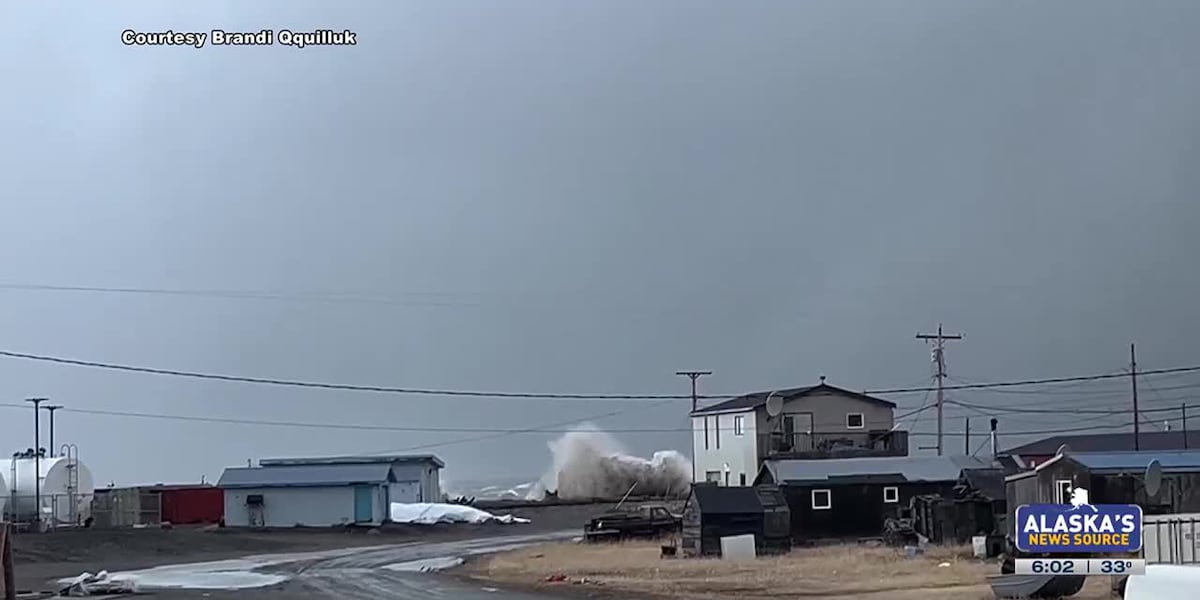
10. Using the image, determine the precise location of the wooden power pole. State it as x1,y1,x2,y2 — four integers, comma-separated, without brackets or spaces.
1131,343,1140,451
676,371,712,414
917,324,963,456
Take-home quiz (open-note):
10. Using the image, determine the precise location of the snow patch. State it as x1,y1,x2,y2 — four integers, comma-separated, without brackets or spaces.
389,502,531,524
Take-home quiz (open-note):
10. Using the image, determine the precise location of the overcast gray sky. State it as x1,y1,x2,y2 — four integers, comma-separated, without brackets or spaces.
2,1,1199,488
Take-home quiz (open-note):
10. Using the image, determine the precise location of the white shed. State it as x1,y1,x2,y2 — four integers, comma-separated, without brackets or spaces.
218,454,444,528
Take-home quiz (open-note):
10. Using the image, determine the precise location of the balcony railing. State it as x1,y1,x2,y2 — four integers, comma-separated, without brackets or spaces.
758,429,908,459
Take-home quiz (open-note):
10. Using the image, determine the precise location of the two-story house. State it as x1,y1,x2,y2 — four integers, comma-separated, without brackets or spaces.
690,379,908,485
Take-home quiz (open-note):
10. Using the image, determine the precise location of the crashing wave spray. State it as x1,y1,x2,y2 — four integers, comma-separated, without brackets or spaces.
526,423,692,500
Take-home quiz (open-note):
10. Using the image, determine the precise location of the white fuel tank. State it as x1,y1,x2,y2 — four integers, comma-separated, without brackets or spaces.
0,466,8,518
7,455,96,524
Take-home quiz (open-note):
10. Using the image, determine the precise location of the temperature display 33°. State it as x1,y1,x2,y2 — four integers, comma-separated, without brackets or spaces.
1014,559,1146,575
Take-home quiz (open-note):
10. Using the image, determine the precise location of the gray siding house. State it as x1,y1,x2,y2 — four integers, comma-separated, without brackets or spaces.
690,379,906,486
218,454,443,528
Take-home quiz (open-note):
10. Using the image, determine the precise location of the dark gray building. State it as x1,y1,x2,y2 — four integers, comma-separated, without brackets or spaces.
755,455,988,541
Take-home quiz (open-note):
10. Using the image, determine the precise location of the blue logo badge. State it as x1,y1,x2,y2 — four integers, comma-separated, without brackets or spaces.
1015,487,1142,553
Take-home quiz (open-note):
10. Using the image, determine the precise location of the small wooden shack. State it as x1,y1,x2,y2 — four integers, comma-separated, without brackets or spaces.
682,484,791,557
757,455,989,541
1005,449,1200,540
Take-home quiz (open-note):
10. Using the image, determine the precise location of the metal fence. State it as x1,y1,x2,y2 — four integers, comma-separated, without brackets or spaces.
90,489,161,528
1142,513,1200,565
3,492,98,529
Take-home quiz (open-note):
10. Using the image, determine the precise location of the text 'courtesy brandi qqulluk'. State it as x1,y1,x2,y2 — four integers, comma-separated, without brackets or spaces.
120,29,358,49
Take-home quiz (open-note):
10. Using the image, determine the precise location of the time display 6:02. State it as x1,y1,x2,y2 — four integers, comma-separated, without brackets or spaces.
1014,558,1146,575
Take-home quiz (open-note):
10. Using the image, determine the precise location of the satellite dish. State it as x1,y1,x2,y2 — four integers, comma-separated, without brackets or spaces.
1145,459,1163,497
1056,444,1071,457
765,392,784,418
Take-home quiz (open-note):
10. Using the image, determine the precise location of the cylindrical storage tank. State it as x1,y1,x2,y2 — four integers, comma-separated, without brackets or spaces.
8,456,96,525
0,466,9,518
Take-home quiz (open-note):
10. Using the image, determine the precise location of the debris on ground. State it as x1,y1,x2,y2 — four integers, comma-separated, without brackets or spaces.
59,571,138,596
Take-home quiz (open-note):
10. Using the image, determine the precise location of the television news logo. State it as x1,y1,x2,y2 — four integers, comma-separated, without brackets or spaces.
1015,487,1143,553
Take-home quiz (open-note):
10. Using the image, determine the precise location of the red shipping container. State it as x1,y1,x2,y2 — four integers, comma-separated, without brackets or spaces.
158,486,224,525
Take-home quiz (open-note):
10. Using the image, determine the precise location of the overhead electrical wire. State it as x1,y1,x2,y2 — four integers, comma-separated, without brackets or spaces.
4,348,1200,401
866,365,1200,394
0,400,1137,439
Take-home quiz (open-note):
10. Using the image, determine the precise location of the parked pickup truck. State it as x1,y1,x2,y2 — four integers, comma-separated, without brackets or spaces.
583,504,682,542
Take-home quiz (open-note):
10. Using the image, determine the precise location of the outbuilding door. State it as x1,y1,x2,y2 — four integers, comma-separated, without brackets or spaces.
390,481,421,503
353,486,374,523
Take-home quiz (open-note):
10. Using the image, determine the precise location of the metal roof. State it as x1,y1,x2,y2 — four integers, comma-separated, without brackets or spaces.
1001,431,1200,456
762,455,989,485
690,484,764,514
257,454,445,468
692,383,897,416
217,463,392,489
1070,451,1200,474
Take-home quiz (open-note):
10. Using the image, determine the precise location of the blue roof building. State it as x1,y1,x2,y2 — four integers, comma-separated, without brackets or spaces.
217,454,443,528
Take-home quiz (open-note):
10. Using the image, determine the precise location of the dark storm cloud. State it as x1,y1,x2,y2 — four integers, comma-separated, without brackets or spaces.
1,0,1198,485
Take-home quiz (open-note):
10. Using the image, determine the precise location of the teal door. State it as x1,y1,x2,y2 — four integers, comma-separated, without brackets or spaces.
353,486,374,523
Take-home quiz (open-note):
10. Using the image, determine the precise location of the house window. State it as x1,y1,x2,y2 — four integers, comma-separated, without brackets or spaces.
714,416,720,449
883,486,899,504
705,471,721,483
734,415,745,436
740,473,747,486
724,471,730,486
1055,480,1074,504
846,413,865,429
812,489,832,510
704,417,709,450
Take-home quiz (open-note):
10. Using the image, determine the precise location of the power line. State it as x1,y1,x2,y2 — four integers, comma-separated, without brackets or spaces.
948,399,1200,416
7,348,1200,402
0,400,1134,439
867,364,1200,394
0,283,485,308
0,401,931,434
0,350,706,400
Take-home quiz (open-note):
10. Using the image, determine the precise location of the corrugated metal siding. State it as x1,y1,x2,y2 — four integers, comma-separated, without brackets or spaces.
765,455,987,484
223,485,385,527
161,488,224,524
218,464,391,488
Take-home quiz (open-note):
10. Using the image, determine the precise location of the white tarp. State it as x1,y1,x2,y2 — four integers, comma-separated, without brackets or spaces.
1124,564,1200,600
388,502,531,525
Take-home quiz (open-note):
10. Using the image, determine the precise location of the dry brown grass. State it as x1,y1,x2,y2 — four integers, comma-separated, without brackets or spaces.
464,541,1121,599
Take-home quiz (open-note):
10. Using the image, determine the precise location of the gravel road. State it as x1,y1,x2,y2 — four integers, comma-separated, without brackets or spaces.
44,531,590,600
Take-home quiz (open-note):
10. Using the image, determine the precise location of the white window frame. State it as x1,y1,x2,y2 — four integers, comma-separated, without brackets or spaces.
812,489,832,510
733,415,745,436
883,486,899,504
705,471,721,483
1055,479,1073,504
846,412,865,430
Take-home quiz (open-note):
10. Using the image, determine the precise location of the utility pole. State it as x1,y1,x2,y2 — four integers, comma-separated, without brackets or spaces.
26,397,48,529
1182,404,1188,450
990,418,999,460
964,418,971,455
676,370,712,485
44,405,63,458
676,371,712,414
917,324,963,456
1130,343,1140,451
